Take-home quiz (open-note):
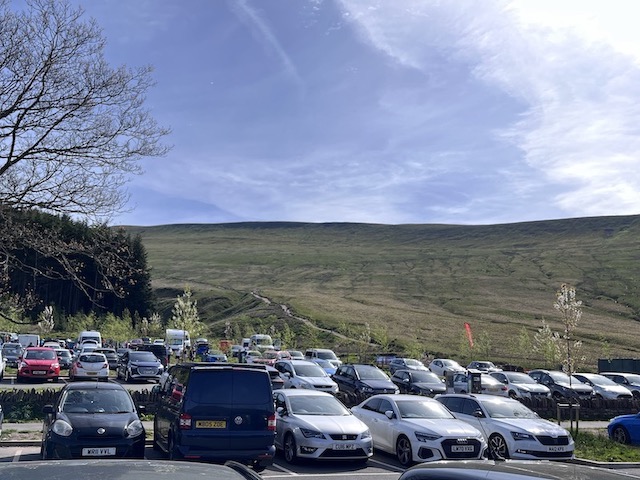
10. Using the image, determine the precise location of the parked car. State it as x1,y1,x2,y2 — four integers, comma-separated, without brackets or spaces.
273,389,372,463
437,394,575,460
489,371,551,399
305,348,342,368
608,411,640,444
266,365,285,390
131,343,170,367
69,352,109,381
93,348,119,370
287,350,305,360
388,358,429,375
310,358,337,375
41,381,145,459
466,361,503,373
54,348,73,370
274,359,339,394
250,349,278,365
203,349,228,363
332,364,399,404
116,350,164,383
352,394,487,466
528,369,594,401
428,358,466,377
390,369,446,397
17,347,60,383
244,350,263,363
1,342,23,368
153,363,276,471
574,373,633,400
452,372,508,396
600,372,640,398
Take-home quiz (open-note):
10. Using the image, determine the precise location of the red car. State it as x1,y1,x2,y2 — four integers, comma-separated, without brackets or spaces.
17,347,60,382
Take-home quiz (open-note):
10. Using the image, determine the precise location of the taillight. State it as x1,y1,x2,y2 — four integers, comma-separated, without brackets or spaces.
103,363,108,368
267,414,276,431
179,413,192,429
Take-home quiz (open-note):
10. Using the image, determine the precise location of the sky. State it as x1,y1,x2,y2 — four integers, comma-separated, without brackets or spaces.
66,0,640,226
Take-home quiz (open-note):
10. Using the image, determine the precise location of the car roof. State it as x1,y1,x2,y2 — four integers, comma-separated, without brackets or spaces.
277,389,333,397
63,381,125,391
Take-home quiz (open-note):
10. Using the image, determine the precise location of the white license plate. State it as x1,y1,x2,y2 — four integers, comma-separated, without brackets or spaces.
548,446,565,452
82,447,116,456
451,445,475,452
33,371,46,375
333,443,356,450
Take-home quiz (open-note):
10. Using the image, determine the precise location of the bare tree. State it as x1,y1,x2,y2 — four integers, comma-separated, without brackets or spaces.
0,0,169,322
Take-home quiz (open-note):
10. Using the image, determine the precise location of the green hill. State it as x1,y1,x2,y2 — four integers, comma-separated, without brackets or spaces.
124,215,640,367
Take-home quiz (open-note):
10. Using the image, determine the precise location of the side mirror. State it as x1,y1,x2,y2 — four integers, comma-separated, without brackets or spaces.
276,406,287,416
473,410,484,418
384,410,395,419
42,404,54,414
137,404,146,413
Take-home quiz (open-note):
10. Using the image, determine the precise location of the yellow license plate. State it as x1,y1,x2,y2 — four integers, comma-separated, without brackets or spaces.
196,420,226,428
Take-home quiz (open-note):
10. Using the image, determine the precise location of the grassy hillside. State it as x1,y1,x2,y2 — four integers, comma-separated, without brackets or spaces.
125,215,640,368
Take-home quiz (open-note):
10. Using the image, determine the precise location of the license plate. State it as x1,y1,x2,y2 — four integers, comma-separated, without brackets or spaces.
196,420,226,428
548,446,565,452
333,443,356,450
33,371,46,375
82,447,116,456
451,445,475,452
86,371,97,375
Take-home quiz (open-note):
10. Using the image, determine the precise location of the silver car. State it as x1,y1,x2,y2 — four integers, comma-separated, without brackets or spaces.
574,373,633,400
273,389,372,464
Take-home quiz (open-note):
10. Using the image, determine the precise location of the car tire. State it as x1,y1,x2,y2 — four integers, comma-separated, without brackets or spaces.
284,433,298,464
612,426,630,444
396,435,413,466
489,433,510,460
252,462,266,473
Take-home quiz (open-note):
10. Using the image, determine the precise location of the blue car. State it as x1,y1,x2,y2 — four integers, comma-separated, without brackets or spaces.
608,412,640,444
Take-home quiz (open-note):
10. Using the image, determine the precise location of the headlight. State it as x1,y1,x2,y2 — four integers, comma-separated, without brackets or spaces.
511,431,535,441
361,429,371,439
52,420,73,437
19,361,27,369
126,419,144,437
361,385,374,393
300,428,325,439
415,431,442,442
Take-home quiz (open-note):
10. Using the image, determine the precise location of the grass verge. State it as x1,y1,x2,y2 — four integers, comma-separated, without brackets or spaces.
574,430,640,462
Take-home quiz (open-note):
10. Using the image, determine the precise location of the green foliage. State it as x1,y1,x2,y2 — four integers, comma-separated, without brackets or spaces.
574,431,640,462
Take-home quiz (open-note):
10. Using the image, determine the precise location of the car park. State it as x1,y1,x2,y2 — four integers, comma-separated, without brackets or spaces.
388,357,429,375
528,369,594,400
131,343,170,367
54,348,73,370
69,352,110,381
608,411,640,444
1,342,23,368
203,349,228,362
452,371,508,396
574,373,633,400
437,394,574,460
287,350,305,360
17,347,60,383
274,359,339,393
351,394,487,466
467,361,503,373
489,371,551,399
153,362,276,471
332,364,399,404
94,348,119,370
116,350,164,383
305,348,342,368
273,389,372,464
41,381,145,459
428,358,466,377
600,372,640,398
390,369,446,397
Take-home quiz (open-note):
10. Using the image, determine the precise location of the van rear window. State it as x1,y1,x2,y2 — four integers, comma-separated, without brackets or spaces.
188,370,271,405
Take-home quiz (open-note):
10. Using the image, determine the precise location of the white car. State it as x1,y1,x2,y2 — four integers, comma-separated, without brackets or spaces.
69,352,109,381
573,373,633,400
453,372,508,397
274,359,339,394
273,389,372,463
467,361,503,373
489,371,551,399
351,394,487,466
428,358,466,377
437,394,574,461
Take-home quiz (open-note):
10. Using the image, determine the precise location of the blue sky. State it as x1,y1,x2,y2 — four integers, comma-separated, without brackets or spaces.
71,0,640,226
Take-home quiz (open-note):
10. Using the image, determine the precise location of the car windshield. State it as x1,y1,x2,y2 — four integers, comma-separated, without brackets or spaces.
623,374,640,383
483,399,538,419
481,375,502,386
61,388,134,414
262,351,278,359
25,349,56,360
294,364,327,377
2,345,22,355
56,350,71,358
356,366,389,380
410,371,441,383
443,360,462,368
474,362,494,369
289,395,349,415
130,351,158,362
581,374,617,386
505,372,537,384
316,351,338,360
548,371,579,383
405,359,424,367
397,400,455,419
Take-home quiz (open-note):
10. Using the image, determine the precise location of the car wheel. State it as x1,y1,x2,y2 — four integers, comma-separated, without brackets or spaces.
489,434,510,460
284,433,298,464
396,435,413,466
612,426,630,444
252,462,266,473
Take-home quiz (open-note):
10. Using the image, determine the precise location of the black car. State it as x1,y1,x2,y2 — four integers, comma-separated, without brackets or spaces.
41,381,145,459
331,364,399,405
390,369,447,397
94,348,119,370
117,350,164,383
132,343,170,367
54,349,73,370
528,369,594,400
153,362,276,472
1,342,23,368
